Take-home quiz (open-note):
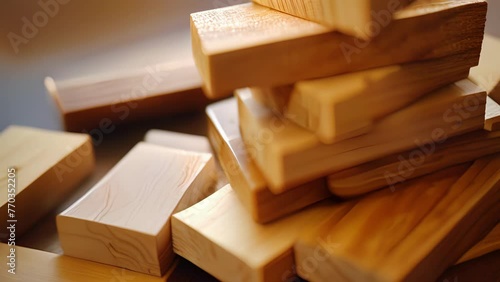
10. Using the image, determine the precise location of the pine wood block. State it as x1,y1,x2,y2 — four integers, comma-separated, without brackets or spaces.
252,0,411,39
144,129,212,154
206,98,331,223
0,243,217,282
457,223,500,264
57,142,215,276
294,156,500,282
328,130,500,197
0,126,94,240
254,54,475,143
237,79,486,192
172,185,353,282
45,60,209,132
485,96,500,131
469,34,500,104
190,0,486,98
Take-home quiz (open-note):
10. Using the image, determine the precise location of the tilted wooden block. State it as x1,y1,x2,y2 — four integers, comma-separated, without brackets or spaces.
172,185,352,282
0,243,217,282
485,96,500,132
57,142,215,276
253,53,475,143
0,126,94,240
295,156,500,282
206,98,330,223
252,0,411,39
45,60,209,132
237,79,486,192
191,0,486,98
457,223,500,264
328,130,500,197
144,129,213,154
469,34,500,104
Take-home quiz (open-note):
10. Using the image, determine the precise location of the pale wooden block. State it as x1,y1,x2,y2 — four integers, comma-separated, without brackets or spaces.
295,156,500,282
328,130,500,197
469,34,500,104
252,0,411,39
190,0,486,98
485,96,500,131
45,60,209,132
57,142,215,276
457,223,500,264
0,126,94,240
0,243,171,281
144,129,212,154
254,53,475,143
172,185,353,282
237,79,486,193
206,98,331,223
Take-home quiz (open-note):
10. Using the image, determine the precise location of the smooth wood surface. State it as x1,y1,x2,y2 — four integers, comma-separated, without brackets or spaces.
144,129,212,154
172,185,353,282
295,155,500,282
57,142,215,276
45,60,209,132
485,96,500,131
470,34,500,104
206,98,331,223
457,223,500,264
237,79,486,192
0,126,94,240
328,130,500,197
252,0,411,39
191,0,486,98
254,53,475,143
0,243,217,282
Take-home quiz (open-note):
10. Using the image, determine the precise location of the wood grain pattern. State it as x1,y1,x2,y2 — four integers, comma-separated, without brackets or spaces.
328,130,500,197
237,79,486,192
144,129,213,154
252,0,411,39
206,98,331,223
172,185,352,282
191,0,486,98
469,34,500,104
295,155,500,282
457,223,500,264
45,60,209,132
57,142,215,276
0,243,217,282
0,126,94,240
253,53,475,143
485,96,500,131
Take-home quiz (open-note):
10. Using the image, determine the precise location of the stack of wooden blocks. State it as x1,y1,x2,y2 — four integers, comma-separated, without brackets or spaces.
172,0,500,281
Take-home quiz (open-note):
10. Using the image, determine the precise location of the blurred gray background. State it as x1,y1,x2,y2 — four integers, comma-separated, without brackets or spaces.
0,0,498,131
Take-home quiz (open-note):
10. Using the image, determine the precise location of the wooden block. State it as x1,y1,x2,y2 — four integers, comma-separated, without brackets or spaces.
328,130,500,197
294,156,500,282
45,60,209,132
0,243,217,282
57,142,215,276
469,34,500,104
254,53,475,143
457,223,500,264
237,79,486,192
144,129,212,154
0,126,94,240
252,0,411,39
191,0,486,98
172,185,353,282
206,98,331,223
485,96,500,131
